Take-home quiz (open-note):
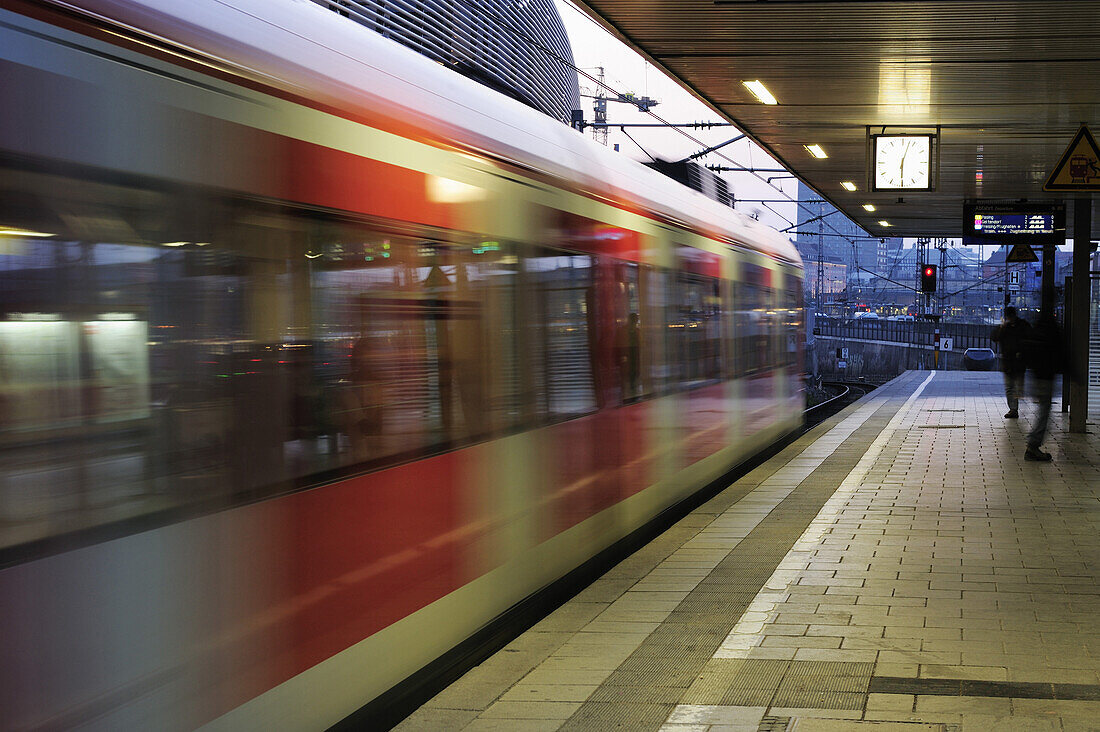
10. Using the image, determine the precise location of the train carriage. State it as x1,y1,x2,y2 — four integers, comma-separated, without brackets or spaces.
0,0,803,728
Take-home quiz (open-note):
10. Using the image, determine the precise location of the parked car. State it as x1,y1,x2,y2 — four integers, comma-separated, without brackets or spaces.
963,347,997,371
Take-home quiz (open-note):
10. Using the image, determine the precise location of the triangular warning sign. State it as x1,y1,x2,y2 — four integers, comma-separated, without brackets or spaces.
1006,242,1038,263
1044,126,1100,190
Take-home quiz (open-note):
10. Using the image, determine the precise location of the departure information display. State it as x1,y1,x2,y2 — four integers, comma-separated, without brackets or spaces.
963,202,1064,245
971,213,1056,235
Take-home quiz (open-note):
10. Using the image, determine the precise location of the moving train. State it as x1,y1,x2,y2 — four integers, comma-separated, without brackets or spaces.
0,0,804,728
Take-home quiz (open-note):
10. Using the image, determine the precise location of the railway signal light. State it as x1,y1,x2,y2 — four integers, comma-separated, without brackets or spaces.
920,265,937,293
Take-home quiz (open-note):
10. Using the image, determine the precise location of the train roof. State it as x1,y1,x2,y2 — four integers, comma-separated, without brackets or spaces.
69,0,801,267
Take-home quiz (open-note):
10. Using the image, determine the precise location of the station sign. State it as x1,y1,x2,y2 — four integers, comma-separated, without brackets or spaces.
962,201,1065,247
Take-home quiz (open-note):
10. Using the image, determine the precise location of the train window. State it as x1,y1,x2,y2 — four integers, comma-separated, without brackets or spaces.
784,272,802,369
312,228,521,466
639,265,671,393
670,272,721,388
527,211,658,414
636,264,662,399
0,165,535,550
616,262,644,403
589,258,653,406
0,171,243,548
736,262,775,376
720,276,734,380
663,245,720,389
523,247,596,418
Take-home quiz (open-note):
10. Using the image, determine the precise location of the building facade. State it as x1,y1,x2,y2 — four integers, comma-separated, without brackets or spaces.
794,183,902,310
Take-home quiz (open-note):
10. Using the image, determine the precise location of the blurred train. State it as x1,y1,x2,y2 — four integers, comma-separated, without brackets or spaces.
0,0,803,728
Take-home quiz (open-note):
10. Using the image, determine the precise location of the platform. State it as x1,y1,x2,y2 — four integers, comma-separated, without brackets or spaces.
397,370,1100,731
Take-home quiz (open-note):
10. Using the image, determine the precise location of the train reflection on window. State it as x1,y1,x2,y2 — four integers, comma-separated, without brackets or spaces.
671,272,721,387
526,250,595,417
736,262,776,377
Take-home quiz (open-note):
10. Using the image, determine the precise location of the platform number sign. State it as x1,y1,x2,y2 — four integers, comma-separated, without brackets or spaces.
836,347,849,360
936,338,953,351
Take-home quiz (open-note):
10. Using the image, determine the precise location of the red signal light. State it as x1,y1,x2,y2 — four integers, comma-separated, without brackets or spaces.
920,264,937,293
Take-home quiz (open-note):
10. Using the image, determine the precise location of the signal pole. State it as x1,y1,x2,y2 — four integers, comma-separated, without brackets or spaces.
916,237,931,317
936,238,948,317
816,203,825,315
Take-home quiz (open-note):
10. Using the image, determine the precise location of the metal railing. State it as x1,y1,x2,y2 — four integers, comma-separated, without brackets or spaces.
813,317,993,351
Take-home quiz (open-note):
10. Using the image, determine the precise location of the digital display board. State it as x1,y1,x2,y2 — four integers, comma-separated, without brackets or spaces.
963,202,1064,246
971,213,1056,236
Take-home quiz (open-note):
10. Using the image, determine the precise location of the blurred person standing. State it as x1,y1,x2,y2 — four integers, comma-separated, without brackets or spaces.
991,307,1029,419
1023,314,1065,462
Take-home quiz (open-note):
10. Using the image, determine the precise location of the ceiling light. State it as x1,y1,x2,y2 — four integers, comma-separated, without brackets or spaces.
862,204,876,212
840,181,857,191
877,220,892,227
805,144,828,159
742,80,777,105
0,226,55,238
877,60,931,118
162,241,188,247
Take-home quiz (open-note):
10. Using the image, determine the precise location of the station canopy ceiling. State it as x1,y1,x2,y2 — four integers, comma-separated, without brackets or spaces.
572,0,1100,240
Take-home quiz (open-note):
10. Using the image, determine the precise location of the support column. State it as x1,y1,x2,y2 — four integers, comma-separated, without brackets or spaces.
1069,198,1092,433
1041,241,1056,317
1063,276,1072,412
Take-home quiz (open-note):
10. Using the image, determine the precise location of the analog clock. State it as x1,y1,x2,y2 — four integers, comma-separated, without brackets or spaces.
873,135,933,190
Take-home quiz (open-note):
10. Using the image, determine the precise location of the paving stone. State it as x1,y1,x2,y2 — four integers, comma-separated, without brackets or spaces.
498,684,600,703
478,700,582,719
463,719,564,731
865,692,915,711
559,701,676,730
665,704,768,725
392,707,479,731
790,721,944,731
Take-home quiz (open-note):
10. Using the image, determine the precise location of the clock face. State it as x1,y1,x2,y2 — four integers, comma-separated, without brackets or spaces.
874,135,932,189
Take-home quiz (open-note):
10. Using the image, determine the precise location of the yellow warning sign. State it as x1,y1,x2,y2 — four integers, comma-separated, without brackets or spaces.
1006,242,1038,263
1044,126,1100,190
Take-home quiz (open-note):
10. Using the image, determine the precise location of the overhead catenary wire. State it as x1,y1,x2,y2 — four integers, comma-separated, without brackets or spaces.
619,126,658,162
